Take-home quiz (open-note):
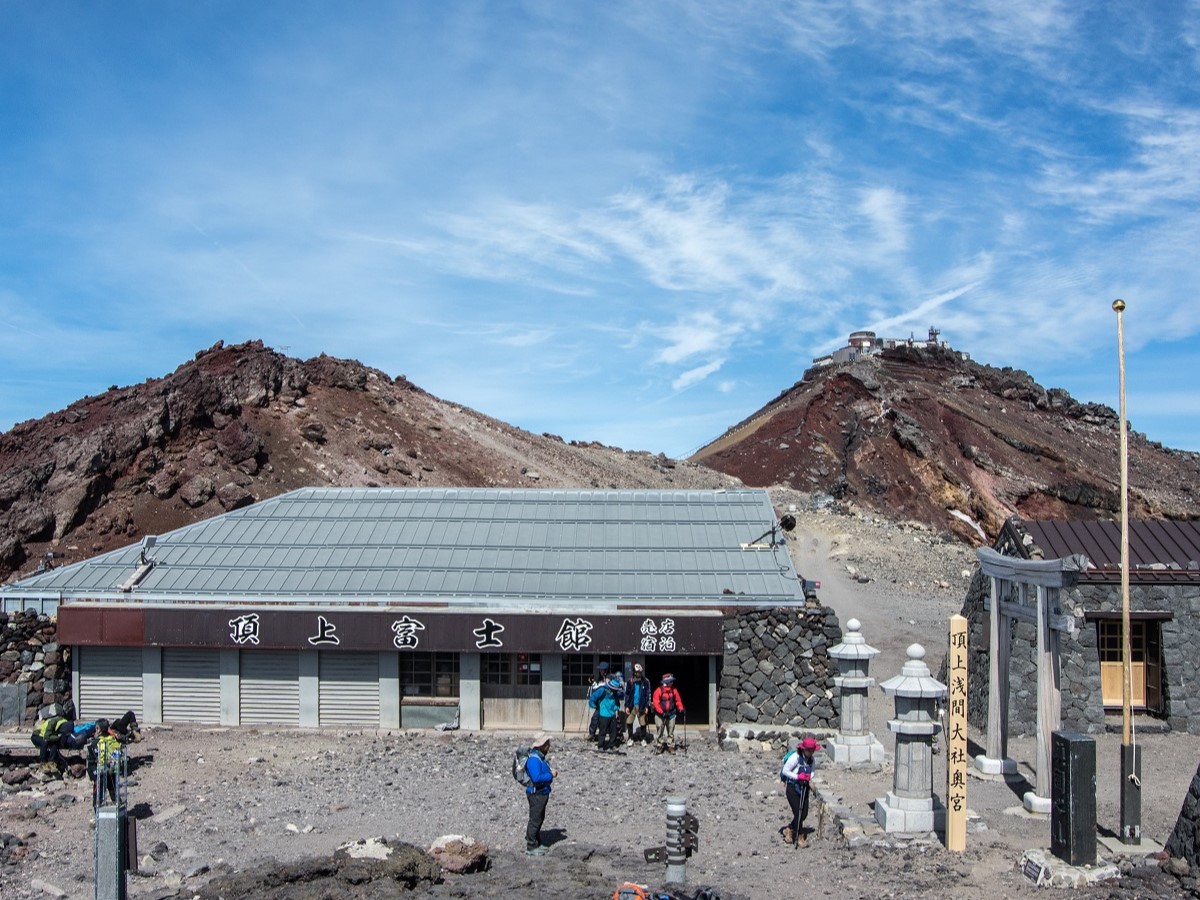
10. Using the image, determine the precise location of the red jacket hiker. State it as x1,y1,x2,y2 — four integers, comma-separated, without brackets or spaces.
652,682,684,717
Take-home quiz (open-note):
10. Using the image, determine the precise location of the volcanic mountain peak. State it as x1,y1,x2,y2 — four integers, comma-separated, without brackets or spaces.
691,344,1199,543
3,339,1197,584
0,340,735,582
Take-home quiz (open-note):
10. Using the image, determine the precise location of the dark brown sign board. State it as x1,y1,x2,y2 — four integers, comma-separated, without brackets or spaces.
59,605,725,654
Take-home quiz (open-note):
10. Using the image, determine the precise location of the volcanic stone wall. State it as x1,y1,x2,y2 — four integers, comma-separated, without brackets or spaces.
963,571,1200,735
1166,761,1200,870
0,610,69,726
719,605,842,729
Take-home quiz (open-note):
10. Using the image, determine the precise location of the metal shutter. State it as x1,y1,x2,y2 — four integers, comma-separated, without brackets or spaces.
78,647,144,721
318,651,379,727
240,651,300,725
162,648,221,724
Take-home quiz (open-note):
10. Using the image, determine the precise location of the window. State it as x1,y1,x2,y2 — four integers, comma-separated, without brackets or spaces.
563,654,625,687
482,652,542,686
564,654,595,688
399,652,459,698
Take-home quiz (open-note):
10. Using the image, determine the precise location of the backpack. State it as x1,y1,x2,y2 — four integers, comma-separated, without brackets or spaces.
512,747,533,787
613,883,650,900
779,749,796,782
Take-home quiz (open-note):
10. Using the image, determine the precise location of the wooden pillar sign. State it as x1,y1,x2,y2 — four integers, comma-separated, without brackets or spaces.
946,614,968,852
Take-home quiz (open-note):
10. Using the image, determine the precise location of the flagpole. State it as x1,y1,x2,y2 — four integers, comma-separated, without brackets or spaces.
1113,298,1140,844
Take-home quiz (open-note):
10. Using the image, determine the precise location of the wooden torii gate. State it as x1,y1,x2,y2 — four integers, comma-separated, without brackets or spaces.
973,547,1084,813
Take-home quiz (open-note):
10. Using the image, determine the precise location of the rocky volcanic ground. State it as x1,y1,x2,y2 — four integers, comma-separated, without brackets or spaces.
2,505,1197,900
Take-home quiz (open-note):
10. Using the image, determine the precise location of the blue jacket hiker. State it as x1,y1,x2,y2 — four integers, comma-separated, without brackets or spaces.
586,662,610,741
524,733,556,855
624,664,652,743
595,678,624,751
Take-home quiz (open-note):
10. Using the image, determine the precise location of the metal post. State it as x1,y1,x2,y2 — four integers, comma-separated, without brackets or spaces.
665,795,688,884
95,805,127,900
93,733,132,899
1113,298,1141,844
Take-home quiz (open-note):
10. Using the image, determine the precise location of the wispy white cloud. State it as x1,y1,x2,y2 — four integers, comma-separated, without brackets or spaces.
673,358,726,391
1,1,1198,456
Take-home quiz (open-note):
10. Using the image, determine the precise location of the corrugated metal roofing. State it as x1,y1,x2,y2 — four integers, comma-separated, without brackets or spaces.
1021,519,1200,583
1,487,807,608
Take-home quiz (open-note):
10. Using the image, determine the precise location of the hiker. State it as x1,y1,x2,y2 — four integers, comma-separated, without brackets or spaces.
108,709,142,742
780,736,819,846
29,701,80,774
87,718,128,806
624,663,652,744
587,662,610,741
652,673,685,753
596,677,624,751
71,709,141,748
522,733,557,856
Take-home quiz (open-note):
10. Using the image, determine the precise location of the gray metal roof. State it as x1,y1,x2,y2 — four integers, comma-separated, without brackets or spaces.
1,487,807,609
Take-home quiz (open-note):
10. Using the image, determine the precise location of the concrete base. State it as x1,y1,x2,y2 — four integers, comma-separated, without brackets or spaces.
1097,834,1164,857
825,734,885,765
973,754,1020,780
1022,791,1052,815
1020,848,1119,888
874,791,945,833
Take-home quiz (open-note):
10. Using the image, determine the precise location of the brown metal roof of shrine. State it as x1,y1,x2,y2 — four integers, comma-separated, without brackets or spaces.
1004,518,1200,584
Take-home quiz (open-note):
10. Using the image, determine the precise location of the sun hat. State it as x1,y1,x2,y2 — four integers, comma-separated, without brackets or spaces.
661,673,675,684
531,732,552,749
799,736,820,751
598,661,609,671
633,663,644,672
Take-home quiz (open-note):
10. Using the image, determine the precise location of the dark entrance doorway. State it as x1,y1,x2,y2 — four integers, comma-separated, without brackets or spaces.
644,655,709,726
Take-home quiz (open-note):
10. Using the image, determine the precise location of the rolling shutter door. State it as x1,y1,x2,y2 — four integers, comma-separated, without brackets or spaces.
318,651,379,727
162,648,221,724
78,647,144,720
240,651,300,725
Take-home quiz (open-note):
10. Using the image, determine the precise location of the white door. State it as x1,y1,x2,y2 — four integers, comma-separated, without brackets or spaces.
162,648,221,724
78,646,144,721
318,651,380,727
240,650,300,725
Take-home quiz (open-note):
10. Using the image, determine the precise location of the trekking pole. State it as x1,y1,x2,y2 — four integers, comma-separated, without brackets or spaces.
678,710,688,755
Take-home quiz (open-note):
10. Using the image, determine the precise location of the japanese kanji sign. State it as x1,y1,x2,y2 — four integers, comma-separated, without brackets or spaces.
946,613,968,852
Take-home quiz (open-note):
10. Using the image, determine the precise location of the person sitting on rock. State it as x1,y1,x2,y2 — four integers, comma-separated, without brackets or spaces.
29,701,79,775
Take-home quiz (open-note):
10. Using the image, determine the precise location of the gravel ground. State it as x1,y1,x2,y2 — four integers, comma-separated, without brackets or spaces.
1,499,1196,899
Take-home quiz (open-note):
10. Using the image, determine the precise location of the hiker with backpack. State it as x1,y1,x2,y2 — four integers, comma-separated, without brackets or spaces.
87,718,129,807
779,736,819,846
587,661,611,741
624,663,652,745
596,677,625,751
652,673,685,753
29,701,82,776
515,733,557,856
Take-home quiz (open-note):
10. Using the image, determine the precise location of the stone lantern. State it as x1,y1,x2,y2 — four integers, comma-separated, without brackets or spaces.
875,643,947,833
826,618,885,764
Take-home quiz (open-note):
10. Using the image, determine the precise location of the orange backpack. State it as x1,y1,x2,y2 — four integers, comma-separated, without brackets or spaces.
613,883,651,900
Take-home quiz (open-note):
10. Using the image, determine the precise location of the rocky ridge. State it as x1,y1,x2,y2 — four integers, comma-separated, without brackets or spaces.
0,340,736,584
691,345,1200,543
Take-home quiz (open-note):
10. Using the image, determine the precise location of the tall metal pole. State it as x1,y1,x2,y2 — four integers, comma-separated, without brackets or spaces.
1113,298,1140,843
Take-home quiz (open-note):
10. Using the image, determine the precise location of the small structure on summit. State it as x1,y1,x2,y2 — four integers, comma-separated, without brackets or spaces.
810,326,970,368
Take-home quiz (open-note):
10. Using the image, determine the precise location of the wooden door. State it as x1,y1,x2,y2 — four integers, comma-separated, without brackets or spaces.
1097,620,1148,709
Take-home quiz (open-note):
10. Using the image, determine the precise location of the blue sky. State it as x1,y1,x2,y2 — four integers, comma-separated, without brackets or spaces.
3,2,1199,457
